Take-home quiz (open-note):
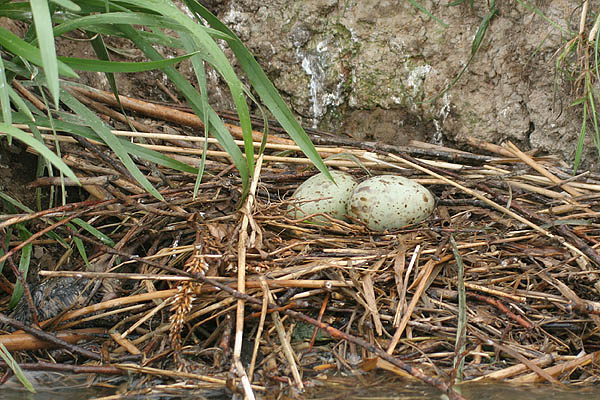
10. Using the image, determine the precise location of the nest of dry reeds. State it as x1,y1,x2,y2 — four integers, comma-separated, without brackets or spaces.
1,87,599,399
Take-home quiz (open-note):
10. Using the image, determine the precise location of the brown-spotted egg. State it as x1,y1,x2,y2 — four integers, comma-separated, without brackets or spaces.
288,171,357,222
347,175,435,231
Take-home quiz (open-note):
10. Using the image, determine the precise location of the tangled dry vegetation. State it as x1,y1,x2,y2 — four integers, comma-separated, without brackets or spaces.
1,86,600,399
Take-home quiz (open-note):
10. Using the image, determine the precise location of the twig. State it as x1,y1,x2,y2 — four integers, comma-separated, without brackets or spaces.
0,312,103,361
387,259,435,354
61,229,465,399
233,153,264,399
450,235,466,383
264,282,304,390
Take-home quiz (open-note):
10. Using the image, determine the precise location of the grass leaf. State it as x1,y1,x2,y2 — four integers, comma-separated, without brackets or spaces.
114,0,255,178
0,344,35,392
58,52,198,72
59,89,164,200
187,1,332,181
53,12,231,40
574,103,586,173
181,32,210,198
72,218,116,247
30,0,60,106
0,225,11,274
117,24,249,191
8,225,32,309
0,25,78,78
73,236,90,269
8,86,35,121
0,56,11,124
407,0,448,28
514,0,572,35
50,0,80,12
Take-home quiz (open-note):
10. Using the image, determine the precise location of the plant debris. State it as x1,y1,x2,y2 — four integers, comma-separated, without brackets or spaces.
1,88,600,399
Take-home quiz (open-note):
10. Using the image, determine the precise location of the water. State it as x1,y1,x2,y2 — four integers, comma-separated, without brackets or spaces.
0,371,114,400
305,375,600,400
1,371,598,399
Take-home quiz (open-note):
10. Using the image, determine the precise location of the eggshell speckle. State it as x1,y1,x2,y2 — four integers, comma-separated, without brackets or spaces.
289,171,357,222
347,175,435,231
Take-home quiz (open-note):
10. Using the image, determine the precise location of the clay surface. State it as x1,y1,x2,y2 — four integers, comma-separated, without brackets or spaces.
202,0,595,168
2,1,596,170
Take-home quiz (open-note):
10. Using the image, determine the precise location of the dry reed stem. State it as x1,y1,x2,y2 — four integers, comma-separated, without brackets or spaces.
470,330,562,385
248,277,270,382
472,353,556,381
0,328,106,351
510,351,600,383
233,154,264,398
114,363,265,390
264,281,304,390
387,259,435,354
4,92,600,397
504,141,584,198
110,331,141,355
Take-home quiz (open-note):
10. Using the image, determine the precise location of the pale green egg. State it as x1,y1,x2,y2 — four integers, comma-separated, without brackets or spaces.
289,171,357,223
347,175,435,231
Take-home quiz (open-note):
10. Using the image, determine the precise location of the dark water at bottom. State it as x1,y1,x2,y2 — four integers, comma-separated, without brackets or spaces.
305,375,600,400
0,371,598,399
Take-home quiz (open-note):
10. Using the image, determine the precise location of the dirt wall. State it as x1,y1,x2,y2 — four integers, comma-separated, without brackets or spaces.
203,0,597,169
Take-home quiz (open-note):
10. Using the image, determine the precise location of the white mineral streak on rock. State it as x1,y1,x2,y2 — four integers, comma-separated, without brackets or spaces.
296,39,345,128
433,92,451,145
406,64,431,97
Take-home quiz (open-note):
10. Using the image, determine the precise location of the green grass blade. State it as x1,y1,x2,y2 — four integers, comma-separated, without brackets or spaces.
120,140,200,174
0,189,68,247
188,1,331,180
115,0,254,177
8,86,35,121
87,32,120,104
0,2,33,20
407,0,448,28
587,84,600,157
117,24,249,190
14,110,200,174
0,56,11,124
0,190,33,213
471,0,496,56
0,344,35,393
72,218,116,247
58,52,198,72
86,31,139,136
53,12,231,40
30,124,49,210
30,0,60,106
0,196,16,275
8,225,32,309
0,25,78,78
0,225,11,274
181,32,210,198
50,0,80,12
595,24,600,81
0,123,80,183
59,89,163,200
72,236,90,269
428,0,496,103
514,0,572,35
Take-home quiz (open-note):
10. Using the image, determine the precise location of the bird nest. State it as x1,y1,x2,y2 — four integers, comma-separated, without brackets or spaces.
1,88,599,399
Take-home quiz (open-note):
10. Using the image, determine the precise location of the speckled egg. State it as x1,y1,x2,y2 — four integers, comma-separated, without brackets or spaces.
289,171,357,222
347,175,435,231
